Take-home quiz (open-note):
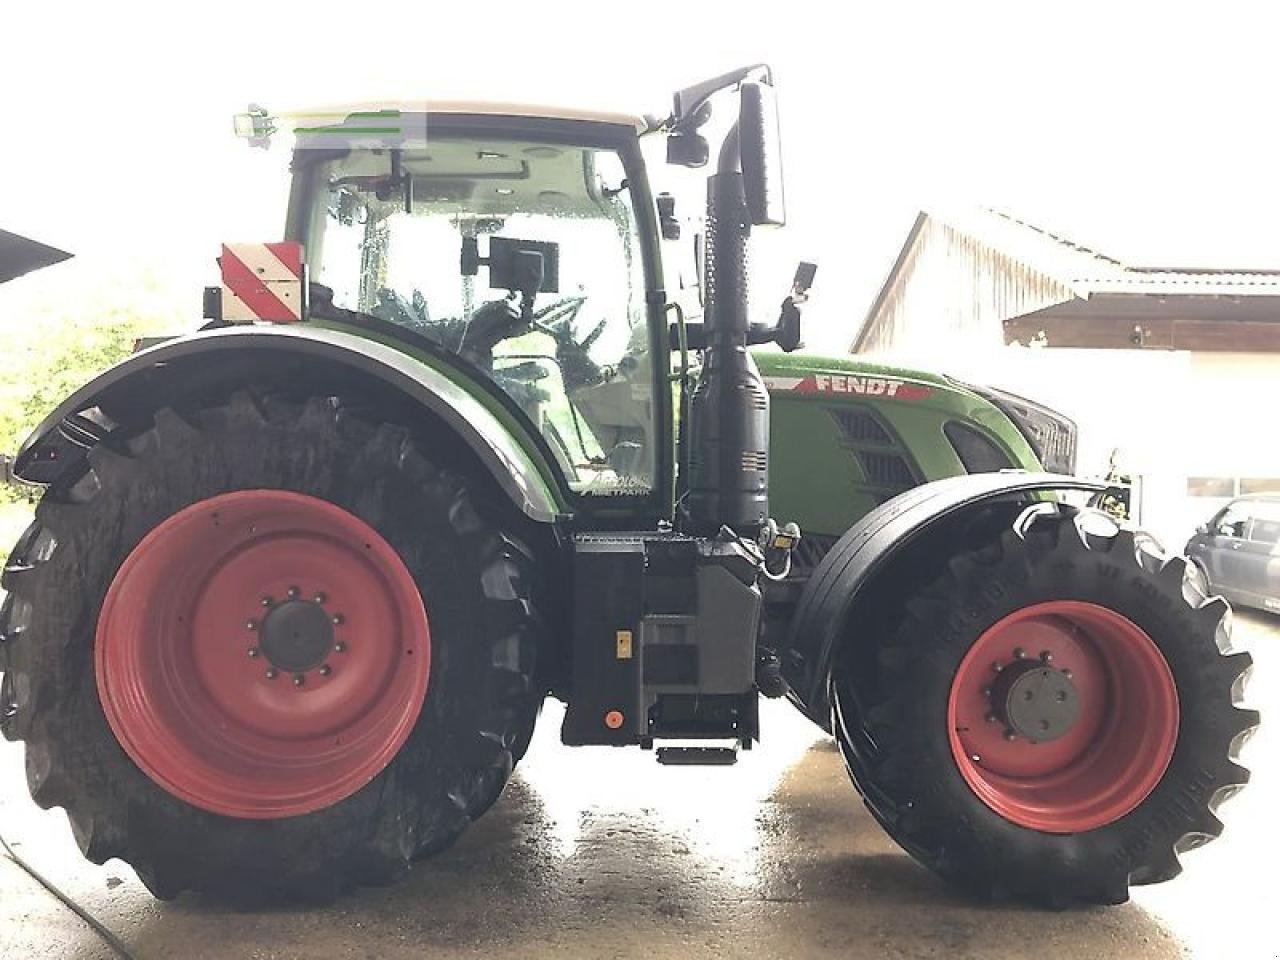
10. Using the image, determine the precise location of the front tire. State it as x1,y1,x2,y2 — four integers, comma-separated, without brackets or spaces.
831,503,1258,905
0,392,540,901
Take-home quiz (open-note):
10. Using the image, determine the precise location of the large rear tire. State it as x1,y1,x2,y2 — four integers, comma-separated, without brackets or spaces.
0,392,540,901
830,502,1258,906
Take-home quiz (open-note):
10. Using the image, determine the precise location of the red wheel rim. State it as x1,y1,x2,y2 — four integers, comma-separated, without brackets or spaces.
95,490,431,819
947,601,1179,833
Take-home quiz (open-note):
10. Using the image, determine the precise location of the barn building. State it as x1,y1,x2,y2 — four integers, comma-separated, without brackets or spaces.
852,209,1280,545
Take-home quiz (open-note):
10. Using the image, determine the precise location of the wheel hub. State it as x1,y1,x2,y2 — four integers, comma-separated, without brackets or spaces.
95,489,432,819
947,600,1179,833
989,661,1079,743
258,599,334,674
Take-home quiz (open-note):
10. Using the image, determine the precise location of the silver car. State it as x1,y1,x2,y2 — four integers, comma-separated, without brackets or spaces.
1185,494,1280,614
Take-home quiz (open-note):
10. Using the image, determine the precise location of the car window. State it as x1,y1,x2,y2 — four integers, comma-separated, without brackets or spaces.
1246,502,1280,545
1249,519,1280,546
1214,502,1252,538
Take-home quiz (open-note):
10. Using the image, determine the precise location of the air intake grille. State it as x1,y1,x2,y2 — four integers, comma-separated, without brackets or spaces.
857,451,917,488
821,403,921,497
944,421,1014,473
741,382,769,410
827,408,893,446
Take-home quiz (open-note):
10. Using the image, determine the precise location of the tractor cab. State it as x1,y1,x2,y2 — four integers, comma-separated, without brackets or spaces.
286,113,660,498
225,71,800,523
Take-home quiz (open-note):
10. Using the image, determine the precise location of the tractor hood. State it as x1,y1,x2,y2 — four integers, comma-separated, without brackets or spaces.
0,229,72,285
754,350,951,400
754,350,1078,540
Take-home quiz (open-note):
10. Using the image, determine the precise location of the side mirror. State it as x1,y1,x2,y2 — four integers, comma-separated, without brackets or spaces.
738,80,785,226
666,129,709,168
1196,523,1209,535
666,100,713,168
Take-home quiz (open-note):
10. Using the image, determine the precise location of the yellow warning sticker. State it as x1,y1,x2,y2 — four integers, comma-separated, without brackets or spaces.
616,630,633,659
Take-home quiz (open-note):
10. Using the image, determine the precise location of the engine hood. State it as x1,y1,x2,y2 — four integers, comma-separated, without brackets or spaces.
754,350,956,399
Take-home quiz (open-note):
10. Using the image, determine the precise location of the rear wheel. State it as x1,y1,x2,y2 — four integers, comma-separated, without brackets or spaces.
0,392,540,900
831,503,1258,905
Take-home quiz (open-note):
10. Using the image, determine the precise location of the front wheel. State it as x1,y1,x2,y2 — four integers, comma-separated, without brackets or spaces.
831,503,1258,905
0,392,540,901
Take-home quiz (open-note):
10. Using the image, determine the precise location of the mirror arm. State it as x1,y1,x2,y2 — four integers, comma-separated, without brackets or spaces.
672,64,773,126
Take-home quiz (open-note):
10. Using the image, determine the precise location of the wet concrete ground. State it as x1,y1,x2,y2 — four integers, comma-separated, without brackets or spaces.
1,611,1276,960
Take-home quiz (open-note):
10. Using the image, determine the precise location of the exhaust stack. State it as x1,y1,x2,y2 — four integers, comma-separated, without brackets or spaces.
682,139,770,536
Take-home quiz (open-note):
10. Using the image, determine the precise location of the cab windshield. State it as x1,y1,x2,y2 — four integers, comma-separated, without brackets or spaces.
308,135,654,498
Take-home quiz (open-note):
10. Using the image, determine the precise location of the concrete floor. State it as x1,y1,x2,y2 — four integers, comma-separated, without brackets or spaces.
1,612,1276,960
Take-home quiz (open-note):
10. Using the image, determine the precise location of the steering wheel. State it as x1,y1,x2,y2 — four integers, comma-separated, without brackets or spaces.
531,295,607,358
531,295,588,336
528,295,608,390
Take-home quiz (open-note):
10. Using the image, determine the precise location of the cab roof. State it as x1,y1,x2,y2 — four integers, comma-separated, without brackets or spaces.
288,100,654,133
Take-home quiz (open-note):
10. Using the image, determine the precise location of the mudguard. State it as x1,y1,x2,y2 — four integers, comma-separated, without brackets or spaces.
781,472,1105,725
13,325,566,523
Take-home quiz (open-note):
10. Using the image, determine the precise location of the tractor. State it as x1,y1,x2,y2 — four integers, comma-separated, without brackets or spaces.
0,66,1257,906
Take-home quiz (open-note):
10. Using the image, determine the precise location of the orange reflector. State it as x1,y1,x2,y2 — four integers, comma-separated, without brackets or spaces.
604,710,625,730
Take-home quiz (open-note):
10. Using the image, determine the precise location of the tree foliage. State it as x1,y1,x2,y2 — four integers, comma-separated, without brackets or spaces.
0,260,189,504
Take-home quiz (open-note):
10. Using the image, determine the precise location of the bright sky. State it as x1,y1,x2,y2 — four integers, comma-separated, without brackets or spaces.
4,1,1279,352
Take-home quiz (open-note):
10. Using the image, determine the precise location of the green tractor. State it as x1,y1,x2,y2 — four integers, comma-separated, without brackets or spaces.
0,67,1256,906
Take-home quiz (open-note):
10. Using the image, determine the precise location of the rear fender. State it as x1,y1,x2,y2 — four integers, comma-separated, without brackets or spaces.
13,325,567,523
781,472,1105,725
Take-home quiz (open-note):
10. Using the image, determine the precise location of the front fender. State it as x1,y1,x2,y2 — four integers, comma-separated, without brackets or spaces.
13,325,567,523
781,472,1105,724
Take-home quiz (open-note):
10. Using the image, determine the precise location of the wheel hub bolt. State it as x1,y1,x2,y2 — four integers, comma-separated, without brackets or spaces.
1040,650,1053,663
313,592,327,604
293,674,306,687
265,667,278,680
318,664,332,677
261,596,274,608
992,662,1003,673
246,619,258,631
248,647,260,658
287,586,300,599
985,712,998,723
1003,729,1017,741
1062,668,1073,679
334,641,347,654
1014,647,1026,659
332,613,345,625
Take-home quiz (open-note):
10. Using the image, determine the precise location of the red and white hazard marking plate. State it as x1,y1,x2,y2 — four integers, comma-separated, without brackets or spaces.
762,373,934,401
220,242,305,323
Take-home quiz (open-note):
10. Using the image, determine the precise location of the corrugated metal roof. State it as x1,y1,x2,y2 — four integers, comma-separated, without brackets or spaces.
934,209,1280,298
